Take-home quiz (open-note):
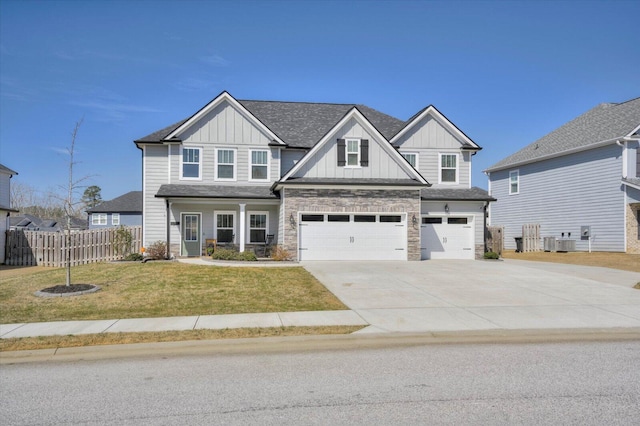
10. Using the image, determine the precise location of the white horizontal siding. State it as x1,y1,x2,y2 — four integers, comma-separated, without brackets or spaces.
488,144,625,251
143,145,169,246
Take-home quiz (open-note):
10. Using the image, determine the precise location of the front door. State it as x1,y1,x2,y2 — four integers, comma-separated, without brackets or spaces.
181,213,201,256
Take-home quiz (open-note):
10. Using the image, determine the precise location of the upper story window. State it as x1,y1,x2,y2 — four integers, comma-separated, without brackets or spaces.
92,213,107,226
337,138,369,167
215,148,236,181
250,149,269,181
509,170,519,195
181,147,201,179
112,213,120,226
401,152,418,168
440,153,458,183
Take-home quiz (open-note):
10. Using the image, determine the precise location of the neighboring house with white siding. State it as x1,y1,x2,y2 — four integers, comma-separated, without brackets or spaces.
485,97,640,253
0,164,18,264
86,191,142,229
135,91,494,260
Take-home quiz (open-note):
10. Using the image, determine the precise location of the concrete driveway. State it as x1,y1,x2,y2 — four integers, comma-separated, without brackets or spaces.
302,259,640,333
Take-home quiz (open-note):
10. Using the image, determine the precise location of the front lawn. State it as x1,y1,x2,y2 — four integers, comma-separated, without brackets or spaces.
0,262,347,324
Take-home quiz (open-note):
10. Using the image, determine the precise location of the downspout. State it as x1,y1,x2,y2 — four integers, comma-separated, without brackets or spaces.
165,199,171,259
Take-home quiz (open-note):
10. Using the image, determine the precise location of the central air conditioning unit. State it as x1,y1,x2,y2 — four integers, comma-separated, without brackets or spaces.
543,237,557,252
556,239,576,252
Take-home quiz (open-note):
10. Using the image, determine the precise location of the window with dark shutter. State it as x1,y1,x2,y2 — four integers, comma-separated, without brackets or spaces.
337,139,346,166
360,139,369,166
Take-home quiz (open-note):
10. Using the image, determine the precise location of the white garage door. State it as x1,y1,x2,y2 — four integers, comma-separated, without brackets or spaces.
421,216,474,260
299,213,407,261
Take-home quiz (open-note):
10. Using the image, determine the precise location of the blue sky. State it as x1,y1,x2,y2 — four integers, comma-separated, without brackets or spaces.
1,0,638,202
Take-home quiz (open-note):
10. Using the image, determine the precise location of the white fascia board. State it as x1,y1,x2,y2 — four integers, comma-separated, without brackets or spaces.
390,105,480,149
281,107,428,184
483,136,627,173
622,180,640,191
163,91,286,145
625,123,640,139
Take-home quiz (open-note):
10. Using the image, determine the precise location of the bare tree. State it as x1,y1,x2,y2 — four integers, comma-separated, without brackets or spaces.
62,119,92,286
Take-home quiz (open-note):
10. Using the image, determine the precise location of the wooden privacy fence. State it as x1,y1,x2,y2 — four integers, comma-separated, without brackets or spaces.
486,226,504,255
4,226,142,267
522,223,541,252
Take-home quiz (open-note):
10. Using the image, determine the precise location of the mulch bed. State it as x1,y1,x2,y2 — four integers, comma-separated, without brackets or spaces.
35,284,100,298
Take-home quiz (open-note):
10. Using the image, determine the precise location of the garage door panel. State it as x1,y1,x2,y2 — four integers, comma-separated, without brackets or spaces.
421,217,474,260
299,214,407,261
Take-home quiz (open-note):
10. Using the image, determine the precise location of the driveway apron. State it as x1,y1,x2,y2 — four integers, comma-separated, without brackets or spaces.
302,260,640,333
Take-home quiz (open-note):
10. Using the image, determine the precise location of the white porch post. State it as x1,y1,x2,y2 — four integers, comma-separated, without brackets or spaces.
239,203,246,252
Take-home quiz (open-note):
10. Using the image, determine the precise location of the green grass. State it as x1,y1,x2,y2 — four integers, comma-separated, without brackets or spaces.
0,262,348,324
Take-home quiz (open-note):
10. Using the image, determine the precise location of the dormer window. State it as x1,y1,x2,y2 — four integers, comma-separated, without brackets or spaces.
337,138,369,167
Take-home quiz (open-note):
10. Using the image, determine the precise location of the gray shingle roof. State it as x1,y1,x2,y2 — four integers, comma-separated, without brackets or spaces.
0,163,17,175
155,185,278,199
135,99,405,149
87,191,142,213
486,97,640,172
280,177,426,186
420,186,496,201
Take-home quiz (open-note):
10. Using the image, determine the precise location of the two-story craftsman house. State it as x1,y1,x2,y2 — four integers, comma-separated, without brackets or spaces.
134,91,494,261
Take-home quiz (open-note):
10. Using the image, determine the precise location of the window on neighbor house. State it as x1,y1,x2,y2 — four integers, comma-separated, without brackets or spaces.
249,212,267,243
112,213,120,226
216,213,234,243
250,149,269,181
92,214,107,225
216,148,236,180
509,170,519,194
402,153,418,168
440,154,457,183
181,147,201,179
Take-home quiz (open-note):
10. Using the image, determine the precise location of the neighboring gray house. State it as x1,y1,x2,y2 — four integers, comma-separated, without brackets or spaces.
135,91,494,260
9,214,87,232
0,164,18,264
485,97,640,253
86,191,142,229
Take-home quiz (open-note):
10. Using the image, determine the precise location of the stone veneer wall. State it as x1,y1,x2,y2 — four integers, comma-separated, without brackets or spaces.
283,188,422,261
626,203,640,254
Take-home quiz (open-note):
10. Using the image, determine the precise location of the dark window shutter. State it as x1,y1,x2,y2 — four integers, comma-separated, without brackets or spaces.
360,139,369,166
337,139,346,166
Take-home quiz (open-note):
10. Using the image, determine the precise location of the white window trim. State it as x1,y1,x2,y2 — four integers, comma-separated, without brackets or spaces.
92,213,107,226
248,148,270,182
345,138,361,168
439,153,459,184
180,146,203,181
112,213,120,226
509,169,520,195
401,151,419,169
215,147,237,181
214,211,237,244
247,211,269,243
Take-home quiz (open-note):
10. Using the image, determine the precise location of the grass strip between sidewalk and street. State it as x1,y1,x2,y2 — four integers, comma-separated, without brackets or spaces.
0,326,366,352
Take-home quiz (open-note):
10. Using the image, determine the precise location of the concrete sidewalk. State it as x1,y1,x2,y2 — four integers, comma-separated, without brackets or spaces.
0,310,367,339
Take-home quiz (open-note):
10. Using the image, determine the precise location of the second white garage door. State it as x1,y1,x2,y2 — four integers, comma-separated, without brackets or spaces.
421,216,474,259
298,213,407,261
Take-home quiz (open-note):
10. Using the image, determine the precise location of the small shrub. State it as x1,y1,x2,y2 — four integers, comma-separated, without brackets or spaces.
124,253,144,262
634,282,640,290
484,251,500,260
211,249,257,261
270,245,293,261
113,226,134,258
146,240,167,260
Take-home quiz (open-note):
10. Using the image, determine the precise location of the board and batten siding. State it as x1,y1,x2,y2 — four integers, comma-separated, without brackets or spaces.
292,118,409,179
143,145,170,246
488,144,625,252
171,101,279,185
394,115,471,187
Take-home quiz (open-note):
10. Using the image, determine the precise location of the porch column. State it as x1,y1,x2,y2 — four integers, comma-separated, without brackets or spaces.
239,203,246,252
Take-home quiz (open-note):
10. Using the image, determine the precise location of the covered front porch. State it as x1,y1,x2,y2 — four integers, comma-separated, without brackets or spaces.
155,185,280,257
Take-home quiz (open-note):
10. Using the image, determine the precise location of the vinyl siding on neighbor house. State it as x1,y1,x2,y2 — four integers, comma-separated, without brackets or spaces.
489,143,625,251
